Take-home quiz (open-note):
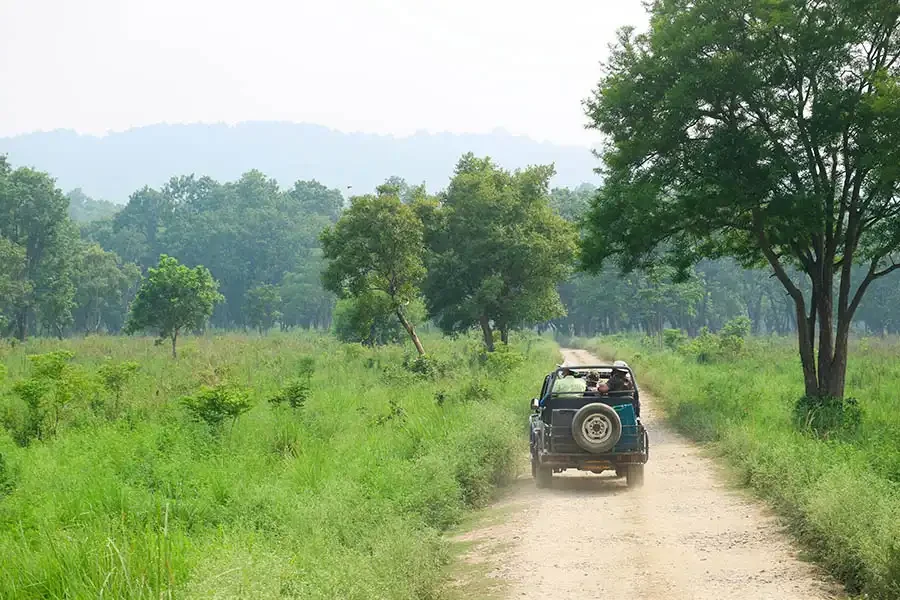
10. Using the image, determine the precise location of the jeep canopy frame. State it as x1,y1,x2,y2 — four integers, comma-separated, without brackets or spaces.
539,364,639,406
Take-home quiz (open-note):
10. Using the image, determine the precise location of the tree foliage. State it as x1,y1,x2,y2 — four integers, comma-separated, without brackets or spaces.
321,188,428,355
0,157,78,340
423,154,577,350
124,255,223,357
583,0,900,398
244,284,282,334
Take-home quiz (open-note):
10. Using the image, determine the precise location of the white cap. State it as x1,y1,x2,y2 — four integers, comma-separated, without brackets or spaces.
613,360,629,370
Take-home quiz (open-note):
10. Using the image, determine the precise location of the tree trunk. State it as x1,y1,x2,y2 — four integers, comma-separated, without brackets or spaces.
395,308,425,356
15,308,27,342
792,293,819,398
500,325,509,345
171,330,178,359
479,315,495,352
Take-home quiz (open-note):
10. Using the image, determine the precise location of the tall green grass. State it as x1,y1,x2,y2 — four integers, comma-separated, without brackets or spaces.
569,334,900,598
0,332,557,599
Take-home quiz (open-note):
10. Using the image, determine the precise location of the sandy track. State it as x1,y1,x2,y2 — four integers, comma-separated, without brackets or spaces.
454,348,842,600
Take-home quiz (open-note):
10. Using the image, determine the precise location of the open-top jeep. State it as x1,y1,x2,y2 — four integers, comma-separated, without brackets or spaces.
529,362,649,488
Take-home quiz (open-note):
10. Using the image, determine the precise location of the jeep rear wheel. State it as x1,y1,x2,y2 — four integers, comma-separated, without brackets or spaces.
626,463,644,488
571,403,622,453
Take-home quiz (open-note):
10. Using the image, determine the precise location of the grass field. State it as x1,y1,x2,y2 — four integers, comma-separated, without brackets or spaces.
569,334,900,599
0,332,557,599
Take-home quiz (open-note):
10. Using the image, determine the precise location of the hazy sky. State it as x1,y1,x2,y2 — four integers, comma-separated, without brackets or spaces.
0,0,648,147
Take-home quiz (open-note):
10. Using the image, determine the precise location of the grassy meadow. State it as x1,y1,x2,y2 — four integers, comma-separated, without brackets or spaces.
0,332,557,599
569,334,900,598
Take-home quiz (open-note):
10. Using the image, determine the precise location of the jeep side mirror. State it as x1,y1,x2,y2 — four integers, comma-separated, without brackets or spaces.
530,398,539,411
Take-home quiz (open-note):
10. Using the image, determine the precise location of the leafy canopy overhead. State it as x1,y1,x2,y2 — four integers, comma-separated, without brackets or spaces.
583,0,900,398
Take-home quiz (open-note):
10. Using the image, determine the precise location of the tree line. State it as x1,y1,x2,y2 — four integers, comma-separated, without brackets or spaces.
0,159,341,340
4,149,900,352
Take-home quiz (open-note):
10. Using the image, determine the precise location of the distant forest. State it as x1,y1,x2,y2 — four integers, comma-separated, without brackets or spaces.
2,151,900,342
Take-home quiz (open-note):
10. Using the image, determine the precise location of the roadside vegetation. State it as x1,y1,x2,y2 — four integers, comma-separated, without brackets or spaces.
0,332,556,599
570,332,900,598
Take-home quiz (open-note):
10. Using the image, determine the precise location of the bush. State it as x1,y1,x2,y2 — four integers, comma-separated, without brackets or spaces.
97,359,140,413
181,383,252,428
683,327,720,363
481,345,525,375
403,354,451,379
794,395,862,438
720,315,751,339
663,328,687,350
0,452,13,496
269,379,311,409
718,316,751,357
3,351,97,445
269,357,315,409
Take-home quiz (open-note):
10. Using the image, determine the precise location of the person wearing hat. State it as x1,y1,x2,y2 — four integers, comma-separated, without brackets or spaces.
606,360,633,392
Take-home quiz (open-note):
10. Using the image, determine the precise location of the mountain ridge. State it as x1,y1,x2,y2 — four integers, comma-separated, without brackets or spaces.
0,121,601,202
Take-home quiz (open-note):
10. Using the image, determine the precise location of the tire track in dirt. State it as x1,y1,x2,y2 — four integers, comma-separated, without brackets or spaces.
451,348,843,600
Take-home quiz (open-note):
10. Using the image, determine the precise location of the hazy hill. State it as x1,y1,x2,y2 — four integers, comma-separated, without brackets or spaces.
0,122,601,203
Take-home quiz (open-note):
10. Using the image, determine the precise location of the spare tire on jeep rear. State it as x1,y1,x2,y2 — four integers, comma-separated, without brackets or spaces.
571,403,622,453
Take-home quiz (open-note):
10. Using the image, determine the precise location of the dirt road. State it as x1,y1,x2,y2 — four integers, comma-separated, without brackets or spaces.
454,348,842,600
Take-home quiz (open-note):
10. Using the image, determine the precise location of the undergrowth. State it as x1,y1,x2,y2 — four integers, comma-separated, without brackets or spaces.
568,333,900,599
0,331,556,599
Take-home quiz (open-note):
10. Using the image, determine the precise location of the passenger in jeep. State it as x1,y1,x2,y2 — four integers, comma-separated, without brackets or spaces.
606,365,633,392
593,362,638,416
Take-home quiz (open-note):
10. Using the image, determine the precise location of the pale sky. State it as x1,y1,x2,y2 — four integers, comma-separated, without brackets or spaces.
0,0,648,147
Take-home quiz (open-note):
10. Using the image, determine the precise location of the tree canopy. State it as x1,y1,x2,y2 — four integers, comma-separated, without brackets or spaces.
583,0,900,399
423,154,577,350
321,188,428,355
124,255,223,357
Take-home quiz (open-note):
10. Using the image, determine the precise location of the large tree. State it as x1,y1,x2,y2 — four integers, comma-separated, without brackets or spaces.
321,186,428,355
583,0,900,399
423,154,577,350
0,158,78,340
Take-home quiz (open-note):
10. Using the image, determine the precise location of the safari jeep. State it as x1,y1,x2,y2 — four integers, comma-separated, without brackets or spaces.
529,363,649,488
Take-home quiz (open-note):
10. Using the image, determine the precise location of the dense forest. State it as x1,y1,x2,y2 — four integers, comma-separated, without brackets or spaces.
3,152,900,344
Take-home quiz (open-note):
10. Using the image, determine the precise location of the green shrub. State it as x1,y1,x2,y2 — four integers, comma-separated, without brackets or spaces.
462,377,494,402
720,315,751,339
481,344,525,374
663,328,686,350
181,383,252,428
269,357,315,409
0,452,13,496
683,327,720,363
373,399,407,425
269,378,311,409
97,359,140,413
4,351,97,445
402,354,450,379
794,395,862,438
